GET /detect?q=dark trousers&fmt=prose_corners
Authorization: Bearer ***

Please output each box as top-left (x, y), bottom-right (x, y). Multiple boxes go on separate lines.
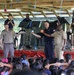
top-left (44, 41), bottom-right (54, 61)
top-left (19, 29), bottom-right (32, 49)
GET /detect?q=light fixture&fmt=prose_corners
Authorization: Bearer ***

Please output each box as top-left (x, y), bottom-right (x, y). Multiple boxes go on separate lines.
top-left (71, 8), bottom-right (74, 10)
top-left (0, 9), bottom-right (21, 12)
top-left (11, 0), bottom-right (13, 2)
top-left (7, 9), bottom-right (21, 12)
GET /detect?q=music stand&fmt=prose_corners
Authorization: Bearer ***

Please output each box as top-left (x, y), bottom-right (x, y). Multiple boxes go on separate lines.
top-left (57, 16), bottom-right (70, 25)
top-left (49, 20), bottom-right (58, 29)
top-left (18, 21), bottom-right (32, 29)
top-left (30, 21), bottom-right (40, 28)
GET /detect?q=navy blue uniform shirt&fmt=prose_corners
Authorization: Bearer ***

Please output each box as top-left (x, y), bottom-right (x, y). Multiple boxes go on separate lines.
top-left (38, 28), bottom-right (54, 42)
top-left (4, 19), bottom-right (14, 29)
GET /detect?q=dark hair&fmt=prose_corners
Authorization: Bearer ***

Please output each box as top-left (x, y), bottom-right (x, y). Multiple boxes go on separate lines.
top-left (21, 54), bottom-right (27, 60)
top-left (44, 20), bottom-right (60, 29)
top-left (10, 69), bottom-right (40, 75)
top-left (8, 14), bottom-right (12, 17)
top-left (28, 58), bottom-right (34, 65)
top-left (7, 58), bottom-right (12, 63)
top-left (15, 61), bottom-right (23, 70)
top-left (59, 59), bottom-right (64, 63)
top-left (43, 59), bottom-right (49, 67)
top-left (30, 62), bottom-right (42, 71)
top-left (64, 54), bottom-right (71, 62)
top-left (26, 14), bottom-right (29, 15)
top-left (53, 58), bottom-right (60, 63)
top-left (65, 61), bottom-right (74, 75)
top-left (44, 20), bottom-right (50, 24)
top-left (67, 60), bottom-right (74, 69)
top-left (49, 65), bottom-right (58, 75)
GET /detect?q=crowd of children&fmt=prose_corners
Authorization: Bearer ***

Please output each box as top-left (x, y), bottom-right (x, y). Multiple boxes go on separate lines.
top-left (0, 53), bottom-right (73, 75)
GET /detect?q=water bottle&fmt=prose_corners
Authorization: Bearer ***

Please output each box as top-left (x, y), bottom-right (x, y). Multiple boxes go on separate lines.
top-left (34, 45), bottom-right (37, 50)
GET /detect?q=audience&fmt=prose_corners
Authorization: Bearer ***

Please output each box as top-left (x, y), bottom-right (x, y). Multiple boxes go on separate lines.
top-left (0, 53), bottom-right (73, 75)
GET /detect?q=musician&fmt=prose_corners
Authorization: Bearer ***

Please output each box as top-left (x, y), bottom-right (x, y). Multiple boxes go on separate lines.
top-left (19, 14), bottom-right (32, 49)
top-left (4, 14), bottom-right (15, 30)
top-left (22, 14), bottom-right (31, 22)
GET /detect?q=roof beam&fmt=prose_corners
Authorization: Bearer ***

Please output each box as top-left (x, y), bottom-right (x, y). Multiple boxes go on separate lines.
top-left (41, 11), bottom-right (46, 18)
top-left (52, 10), bottom-right (58, 17)
top-left (35, 6), bottom-right (56, 11)
top-left (18, 12), bottom-right (24, 18)
top-left (0, 12), bottom-right (5, 18)
top-left (22, 6), bottom-right (42, 12)
top-left (29, 11), bottom-right (35, 17)
top-left (65, 9), bottom-right (71, 16)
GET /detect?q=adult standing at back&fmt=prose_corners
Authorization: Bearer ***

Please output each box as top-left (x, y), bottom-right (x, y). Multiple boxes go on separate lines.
top-left (22, 14), bottom-right (31, 22)
top-left (19, 14), bottom-right (32, 49)
top-left (40, 25), bottom-right (67, 60)
top-left (4, 14), bottom-right (15, 30)
top-left (0, 24), bottom-right (16, 60)
top-left (53, 25), bottom-right (67, 59)
top-left (31, 21), bottom-right (55, 61)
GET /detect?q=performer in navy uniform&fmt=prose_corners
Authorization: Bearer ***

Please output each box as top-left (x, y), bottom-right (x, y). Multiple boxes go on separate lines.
top-left (31, 21), bottom-right (55, 61)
